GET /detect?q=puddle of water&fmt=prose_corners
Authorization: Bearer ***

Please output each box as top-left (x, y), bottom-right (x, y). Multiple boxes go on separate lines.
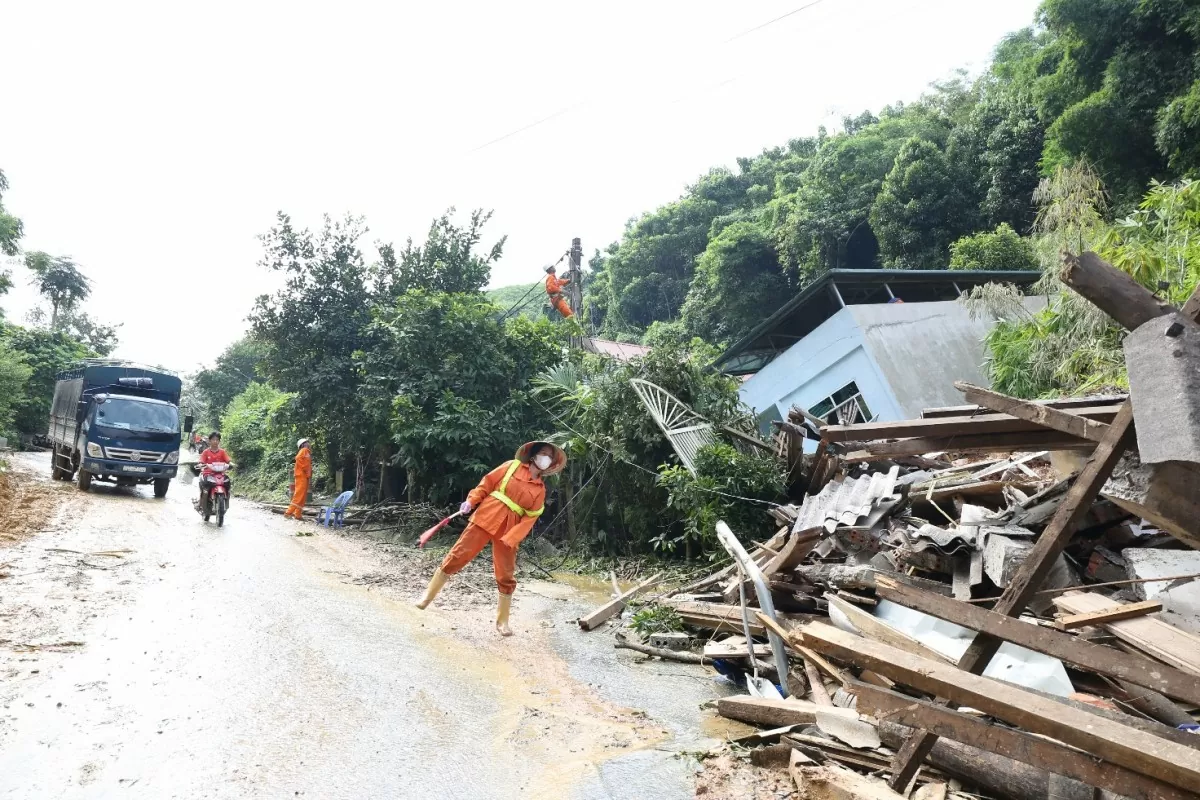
top-left (551, 572), bottom-right (620, 606)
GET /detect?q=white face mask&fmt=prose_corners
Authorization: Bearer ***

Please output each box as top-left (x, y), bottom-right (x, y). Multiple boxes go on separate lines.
top-left (534, 454), bottom-right (552, 470)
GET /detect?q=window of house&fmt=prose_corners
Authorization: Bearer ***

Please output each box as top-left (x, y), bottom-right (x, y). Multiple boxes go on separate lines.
top-left (808, 381), bottom-right (873, 425)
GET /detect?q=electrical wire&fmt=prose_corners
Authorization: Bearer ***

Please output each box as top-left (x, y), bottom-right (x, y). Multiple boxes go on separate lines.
top-left (530, 395), bottom-right (782, 508)
top-left (723, 0), bottom-right (828, 43)
top-left (496, 250), bottom-right (571, 324)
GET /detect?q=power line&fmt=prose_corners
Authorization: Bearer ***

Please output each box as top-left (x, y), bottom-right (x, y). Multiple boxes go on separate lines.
top-left (531, 394), bottom-right (781, 508)
top-left (470, 1), bottom-right (835, 151)
top-left (723, 0), bottom-right (828, 44)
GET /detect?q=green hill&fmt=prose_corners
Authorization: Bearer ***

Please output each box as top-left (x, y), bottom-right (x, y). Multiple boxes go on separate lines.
top-left (486, 282), bottom-right (545, 321)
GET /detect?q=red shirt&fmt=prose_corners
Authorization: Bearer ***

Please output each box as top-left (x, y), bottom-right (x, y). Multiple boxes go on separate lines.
top-left (199, 447), bottom-right (230, 475)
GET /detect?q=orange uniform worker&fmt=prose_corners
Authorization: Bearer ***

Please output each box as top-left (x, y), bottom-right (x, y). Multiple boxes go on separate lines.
top-left (284, 438), bottom-right (313, 520)
top-left (544, 265), bottom-right (573, 319)
top-left (416, 441), bottom-right (566, 636)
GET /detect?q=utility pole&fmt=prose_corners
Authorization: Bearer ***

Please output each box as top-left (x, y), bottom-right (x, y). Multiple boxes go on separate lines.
top-left (567, 237), bottom-right (583, 319)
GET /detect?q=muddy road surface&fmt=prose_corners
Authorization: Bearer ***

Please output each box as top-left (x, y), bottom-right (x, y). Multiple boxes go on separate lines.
top-left (0, 453), bottom-right (744, 799)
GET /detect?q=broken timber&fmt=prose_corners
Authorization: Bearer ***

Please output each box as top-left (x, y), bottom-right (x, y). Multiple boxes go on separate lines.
top-left (800, 621), bottom-right (1200, 794)
top-left (873, 576), bottom-right (1200, 706)
top-left (1052, 592), bottom-right (1200, 676)
top-left (954, 382), bottom-right (1112, 443)
top-left (577, 572), bottom-right (662, 631)
top-left (822, 405), bottom-right (1118, 443)
top-left (1052, 599), bottom-right (1163, 630)
top-left (850, 681), bottom-right (1195, 800)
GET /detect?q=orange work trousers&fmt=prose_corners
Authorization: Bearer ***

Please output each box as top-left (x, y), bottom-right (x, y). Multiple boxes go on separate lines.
top-left (550, 294), bottom-right (573, 319)
top-left (440, 521), bottom-right (518, 595)
top-left (285, 477), bottom-right (309, 519)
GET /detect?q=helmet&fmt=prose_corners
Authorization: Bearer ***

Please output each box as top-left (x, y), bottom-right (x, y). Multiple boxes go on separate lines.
top-left (544, 265), bottom-right (556, 274)
top-left (297, 438), bottom-right (309, 449)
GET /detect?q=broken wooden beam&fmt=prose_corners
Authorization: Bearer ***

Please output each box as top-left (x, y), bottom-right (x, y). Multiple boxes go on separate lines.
top-left (1053, 599), bottom-right (1163, 630)
top-left (823, 405), bottom-right (1118, 444)
top-left (840, 430), bottom-right (1095, 462)
top-left (1052, 592), bottom-right (1200, 676)
top-left (954, 382), bottom-right (1112, 443)
top-left (577, 572), bottom-right (662, 631)
top-left (921, 395), bottom-right (1126, 419)
top-left (1060, 251), bottom-right (1177, 331)
top-left (715, 696), bottom-right (821, 728)
top-left (852, 681), bottom-right (1195, 800)
top-left (799, 621), bottom-right (1200, 794)
top-left (873, 576), bottom-right (1200, 706)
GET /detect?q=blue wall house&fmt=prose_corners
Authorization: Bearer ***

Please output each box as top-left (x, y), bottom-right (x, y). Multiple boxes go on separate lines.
top-left (714, 270), bottom-right (1042, 447)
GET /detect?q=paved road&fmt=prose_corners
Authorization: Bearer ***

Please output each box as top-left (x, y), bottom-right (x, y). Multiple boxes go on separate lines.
top-left (0, 454), bottom-right (723, 800)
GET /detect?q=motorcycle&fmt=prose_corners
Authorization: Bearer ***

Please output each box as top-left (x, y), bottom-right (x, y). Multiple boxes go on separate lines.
top-left (192, 461), bottom-right (232, 527)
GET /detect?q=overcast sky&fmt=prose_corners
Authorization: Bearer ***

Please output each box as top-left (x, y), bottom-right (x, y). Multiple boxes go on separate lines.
top-left (1, 0), bottom-right (1041, 372)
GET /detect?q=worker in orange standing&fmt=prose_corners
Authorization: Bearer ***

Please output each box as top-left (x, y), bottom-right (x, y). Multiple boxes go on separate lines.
top-left (416, 441), bottom-right (566, 636)
top-left (544, 265), bottom-right (574, 319)
top-left (284, 438), bottom-right (313, 520)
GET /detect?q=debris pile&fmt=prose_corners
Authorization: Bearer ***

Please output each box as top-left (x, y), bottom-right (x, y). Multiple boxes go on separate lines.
top-left (577, 252), bottom-right (1200, 799)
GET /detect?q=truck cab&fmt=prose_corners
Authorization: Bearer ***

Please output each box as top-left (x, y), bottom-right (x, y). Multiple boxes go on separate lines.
top-left (50, 361), bottom-right (191, 497)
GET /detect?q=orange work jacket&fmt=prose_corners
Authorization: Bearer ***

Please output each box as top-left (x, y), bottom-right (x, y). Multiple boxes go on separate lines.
top-left (545, 274), bottom-right (570, 297)
top-left (466, 460), bottom-right (546, 548)
top-left (294, 448), bottom-right (312, 481)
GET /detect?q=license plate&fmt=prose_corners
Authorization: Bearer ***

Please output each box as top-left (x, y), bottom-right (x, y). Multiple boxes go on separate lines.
top-left (123, 465), bottom-right (147, 473)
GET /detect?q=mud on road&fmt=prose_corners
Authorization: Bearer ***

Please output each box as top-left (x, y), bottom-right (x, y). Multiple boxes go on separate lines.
top-left (0, 453), bottom-right (744, 800)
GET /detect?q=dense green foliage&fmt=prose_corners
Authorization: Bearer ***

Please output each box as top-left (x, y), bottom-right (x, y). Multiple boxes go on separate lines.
top-left (359, 291), bottom-right (563, 504)
top-left (974, 176), bottom-right (1200, 398)
top-left (949, 224), bottom-right (1040, 272)
top-left (0, 340), bottom-right (32, 438)
top-left (583, 1), bottom-right (1200, 349)
top-left (191, 337), bottom-right (267, 428)
top-left (485, 282), bottom-right (543, 321)
top-left (0, 324), bottom-right (94, 437)
top-left (220, 382), bottom-right (298, 499)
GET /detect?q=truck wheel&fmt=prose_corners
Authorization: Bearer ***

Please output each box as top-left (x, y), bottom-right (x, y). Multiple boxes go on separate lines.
top-left (153, 478), bottom-right (170, 499)
top-left (77, 468), bottom-right (92, 491)
top-left (216, 495), bottom-right (227, 527)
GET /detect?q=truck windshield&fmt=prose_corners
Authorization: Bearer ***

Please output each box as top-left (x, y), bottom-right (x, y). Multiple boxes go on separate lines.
top-left (94, 399), bottom-right (179, 433)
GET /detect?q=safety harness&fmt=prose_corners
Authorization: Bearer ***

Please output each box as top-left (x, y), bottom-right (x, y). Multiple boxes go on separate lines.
top-left (489, 460), bottom-right (544, 519)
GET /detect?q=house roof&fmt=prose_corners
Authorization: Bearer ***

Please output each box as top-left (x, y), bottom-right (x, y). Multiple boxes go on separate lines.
top-left (581, 337), bottom-right (651, 362)
top-left (713, 269), bottom-right (1041, 375)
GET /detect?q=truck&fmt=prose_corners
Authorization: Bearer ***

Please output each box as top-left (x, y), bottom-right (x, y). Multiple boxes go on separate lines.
top-left (49, 360), bottom-right (193, 497)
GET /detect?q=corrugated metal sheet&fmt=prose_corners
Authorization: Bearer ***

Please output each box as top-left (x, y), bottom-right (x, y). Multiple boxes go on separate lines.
top-left (581, 337), bottom-right (651, 362)
top-left (792, 466), bottom-right (901, 534)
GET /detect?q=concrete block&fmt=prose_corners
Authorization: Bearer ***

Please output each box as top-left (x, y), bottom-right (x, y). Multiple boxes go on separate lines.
top-left (647, 632), bottom-right (692, 651)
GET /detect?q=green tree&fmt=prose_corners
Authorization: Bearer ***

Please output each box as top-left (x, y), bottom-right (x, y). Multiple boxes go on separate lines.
top-left (0, 169), bottom-right (23, 260)
top-left (0, 324), bottom-right (93, 436)
top-left (24, 252), bottom-right (91, 329)
top-left (220, 382), bottom-right (298, 498)
top-left (680, 221), bottom-right (788, 347)
top-left (194, 337), bottom-right (267, 422)
top-left (0, 340), bottom-right (32, 438)
top-left (871, 138), bottom-right (980, 269)
top-left (25, 307), bottom-right (120, 356)
top-left (949, 224), bottom-right (1039, 272)
top-left (383, 208), bottom-right (505, 295)
top-left (357, 291), bottom-right (563, 503)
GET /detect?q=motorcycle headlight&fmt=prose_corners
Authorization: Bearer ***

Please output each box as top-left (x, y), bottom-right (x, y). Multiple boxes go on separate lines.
top-left (86, 442), bottom-right (103, 458)
top-left (165, 450), bottom-right (179, 465)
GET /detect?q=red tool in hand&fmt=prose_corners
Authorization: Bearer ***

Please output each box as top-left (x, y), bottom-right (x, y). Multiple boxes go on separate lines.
top-left (418, 510), bottom-right (464, 548)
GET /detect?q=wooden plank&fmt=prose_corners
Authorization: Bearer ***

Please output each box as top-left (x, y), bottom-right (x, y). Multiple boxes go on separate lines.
top-left (921, 395), bottom-right (1126, 419)
top-left (1053, 599), bottom-right (1163, 630)
top-left (715, 695), bottom-right (821, 728)
top-left (1060, 251), bottom-right (1176, 331)
top-left (763, 529), bottom-right (821, 576)
top-left (888, 399), bottom-right (1137, 789)
top-left (954, 382), bottom-right (1112, 443)
top-left (672, 600), bottom-right (816, 636)
top-left (791, 759), bottom-right (908, 800)
top-left (841, 431), bottom-right (1095, 462)
top-left (823, 405), bottom-right (1118, 443)
top-left (1052, 592), bottom-right (1200, 676)
top-left (577, 572), bottom-right (662, 631)
top-left (850, 681), bottom-right (1195, 800)
top-left (800, 621), bottom-right (1200, 794)
top-left (874, 576), bottom-right (1200, 707)
top-left (703, 639), bottom-right (772, 659)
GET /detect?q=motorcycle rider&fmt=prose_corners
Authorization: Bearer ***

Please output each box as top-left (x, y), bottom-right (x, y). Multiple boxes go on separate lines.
top-left (197, 431), bottom-right (231, 506)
